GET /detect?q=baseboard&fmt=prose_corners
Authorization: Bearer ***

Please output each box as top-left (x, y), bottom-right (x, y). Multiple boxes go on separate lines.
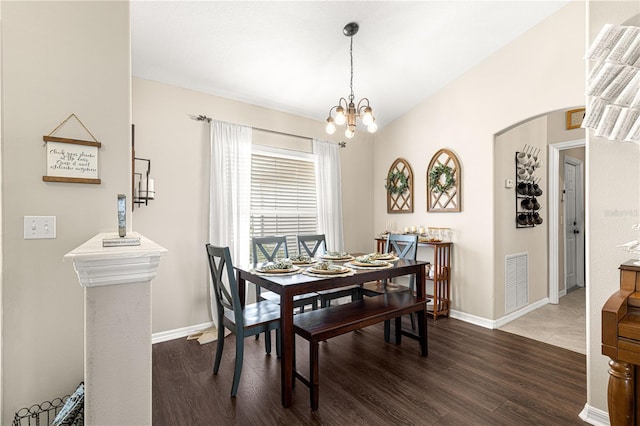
top-left (449, 310), bottom-right (495, 329)
top-left (493, 297), bottom-right (549, 329)
top-left (449, 298), bottom-right (549, 330)
top-left (579, 403), bottom-right (609, 426)
top-left (152, 321), bottom-right (214, 344)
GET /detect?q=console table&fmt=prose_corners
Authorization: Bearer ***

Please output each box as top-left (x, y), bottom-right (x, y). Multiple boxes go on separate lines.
top-left (375, 237), bottom-right (452, 320)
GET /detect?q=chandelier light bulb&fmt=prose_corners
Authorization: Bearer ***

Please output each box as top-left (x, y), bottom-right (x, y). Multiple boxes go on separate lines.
top-left (325, 118), bottom-right (336, 135)
top-left (345, 127), bottom-right (355, 138)
top-left (362, 107), bottom-right (374, 126)
top-left (334, 106), bottom-right (346, 125)
top-left (367, 121), bottom-right (378, 133)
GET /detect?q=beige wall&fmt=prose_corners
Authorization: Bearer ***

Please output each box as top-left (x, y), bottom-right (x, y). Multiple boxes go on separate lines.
top-left (493, 111), bottom-right (585, 316)
top-left (586, 1), bottom-right (640, 414)
top-left (495, 116), bottom-right (548, 316)
top-left (375, 2), bottom-right (586, 322)
top-left (132, 78), bottom-right (374, 333)
top-left (1, 1), bottom-right (131, 422)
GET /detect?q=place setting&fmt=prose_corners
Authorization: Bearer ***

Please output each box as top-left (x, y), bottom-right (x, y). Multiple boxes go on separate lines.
top-left (366, 251), bottom-right (399, 262)
top-left (252, 259), bottom-right (302, 276)
top-left (287, 254), bottom-right (318, 267)
top-left (319, 251), bottom-right (354, 262)
top-left (303, 261), bottom-right (355, 278)
top-left (345, 254), bottom-right (394, 270)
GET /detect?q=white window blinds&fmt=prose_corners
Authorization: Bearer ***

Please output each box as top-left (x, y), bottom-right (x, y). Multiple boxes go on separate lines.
top-left (250, 150), bottom-right (318, 253)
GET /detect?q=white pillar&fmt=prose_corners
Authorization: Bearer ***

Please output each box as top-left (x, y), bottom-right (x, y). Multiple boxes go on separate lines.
top-left (64, 232), bottom-right (167, 426)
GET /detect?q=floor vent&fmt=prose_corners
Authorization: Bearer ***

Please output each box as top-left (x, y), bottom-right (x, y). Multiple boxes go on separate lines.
top-left (506, 252), bottom-right (528, 314)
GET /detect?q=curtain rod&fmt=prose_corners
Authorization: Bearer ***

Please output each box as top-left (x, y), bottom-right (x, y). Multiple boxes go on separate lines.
top-left (190, 114), bottom-right (346, 148)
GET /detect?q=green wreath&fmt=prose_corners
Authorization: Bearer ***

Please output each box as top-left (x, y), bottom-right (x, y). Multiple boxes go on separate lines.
top-left (385, 171), bottom-right (409, 195)
top-left (429, 164), bottom-right (455, 194)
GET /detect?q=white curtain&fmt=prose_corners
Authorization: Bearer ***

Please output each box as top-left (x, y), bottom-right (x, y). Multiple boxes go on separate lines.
top-left (313, 139), bottom-right (344, 252)
top-left (209, 120), bottom-right (252, 265)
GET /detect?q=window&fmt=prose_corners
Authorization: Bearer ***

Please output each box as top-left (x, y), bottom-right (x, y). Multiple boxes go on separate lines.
top-left (250, 146), bottom-right (317, 255)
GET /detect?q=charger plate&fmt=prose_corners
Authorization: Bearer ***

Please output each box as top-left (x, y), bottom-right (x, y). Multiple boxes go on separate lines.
top-left (303, 269), bottom-right (355, 278)
top-left (252, 266), bottom-right (301, 276)
top-left (307, 265), bottom-right (351, 275)
top-left (320, 254), bottom-right (354, 261)
top-left (346, 261), bottom-right (393, 270)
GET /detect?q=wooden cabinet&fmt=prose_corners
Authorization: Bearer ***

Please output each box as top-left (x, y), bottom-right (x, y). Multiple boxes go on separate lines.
top-left (602, 260), bottom-right (640, 425)
top-left (376, 238), bottom-right (452, 320)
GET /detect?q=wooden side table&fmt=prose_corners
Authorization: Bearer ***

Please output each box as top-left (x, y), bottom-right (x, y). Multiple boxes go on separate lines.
top-left (375, 237), bottom-right (452, 320)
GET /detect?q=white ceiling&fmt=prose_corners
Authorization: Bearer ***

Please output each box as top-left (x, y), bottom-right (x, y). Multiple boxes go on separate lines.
top-left (131, 1), bottom-right (568, 130)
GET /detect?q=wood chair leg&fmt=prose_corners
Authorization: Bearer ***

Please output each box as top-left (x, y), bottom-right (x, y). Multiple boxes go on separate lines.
top-left (310, 339), bottom-right (319, 411)
top-left (213, 319), bottom-right (226, 374)
top-left (383, 320), bottom-right (390, 343)
top-left (265, 330), bottom-right (272, 354)
top-left (275, 329), bottom-right (281, 359)
top-left (231, 334), bottom-right (244, 396)
top-left (395, 316), bottom-right (402, 344)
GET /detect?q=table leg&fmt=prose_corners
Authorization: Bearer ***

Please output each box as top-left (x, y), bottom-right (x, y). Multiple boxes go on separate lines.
top-left (280, 289), bottom-right (295, 407)
top-left (416, 264), bottom-right (428, 357)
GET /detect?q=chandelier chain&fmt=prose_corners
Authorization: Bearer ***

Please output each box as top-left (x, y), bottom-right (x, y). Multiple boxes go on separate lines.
top-left (349, 36), bottom-right (354, 102)
top-left (325, 22), bottom-right (376, 138)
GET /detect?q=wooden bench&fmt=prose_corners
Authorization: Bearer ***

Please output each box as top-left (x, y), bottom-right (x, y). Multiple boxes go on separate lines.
top-left (293, 292), bottom-right (429, 410)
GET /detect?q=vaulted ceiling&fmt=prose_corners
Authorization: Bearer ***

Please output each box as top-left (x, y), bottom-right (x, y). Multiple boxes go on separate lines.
top-left (132, 1), bottom-right (568, 130)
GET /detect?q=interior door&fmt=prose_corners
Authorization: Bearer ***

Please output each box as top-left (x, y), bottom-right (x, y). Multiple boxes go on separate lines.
top-left (564, 156), bottom-right (584, 291)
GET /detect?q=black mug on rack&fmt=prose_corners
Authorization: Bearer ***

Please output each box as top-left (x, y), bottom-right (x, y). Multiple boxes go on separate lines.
top-left (516, 181), bottom-right (527, 195)
top-left (533, 212), bottom-right (543, 225)
top-left (533, 184), bottom-right (543, 197)
top-left (532, 197), bottom-right (540, 210)
top-left (517, 213), bottom-right (530, 226)
top-left (520, 198), bottom-right (534, 210)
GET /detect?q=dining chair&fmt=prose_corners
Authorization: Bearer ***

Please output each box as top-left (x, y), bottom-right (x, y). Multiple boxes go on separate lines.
top-left (252, 236), bottom-right (319, 312)
top-left (205, 244), bottom-right (281, 396)
top-left (361, 233), bottom-right (419, 340)
top-left (297, 234), bottom-right (359, 308)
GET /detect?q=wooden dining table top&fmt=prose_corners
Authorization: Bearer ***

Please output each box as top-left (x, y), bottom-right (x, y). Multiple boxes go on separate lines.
top-left (236, 256), bottom-right (428, 297)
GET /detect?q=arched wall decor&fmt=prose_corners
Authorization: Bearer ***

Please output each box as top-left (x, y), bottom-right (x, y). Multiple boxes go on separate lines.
top-left (386, 158), bottom-right (414, 213)
top-left (427, 149), bottom-right (462, 212)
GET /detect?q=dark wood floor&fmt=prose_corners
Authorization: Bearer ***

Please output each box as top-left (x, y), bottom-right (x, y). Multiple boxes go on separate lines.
top-left (152, 317), bottom-right (587, 425)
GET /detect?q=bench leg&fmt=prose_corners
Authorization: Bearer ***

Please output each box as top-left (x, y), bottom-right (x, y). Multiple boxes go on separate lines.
top-left (310, 339), bottom-right (319, 411)
top-left (418, 309), bottom-right (427, 356)
top-left (383, 320), bottom-right (390, 343)
top-left (395, 316), bottom-right (402, 344)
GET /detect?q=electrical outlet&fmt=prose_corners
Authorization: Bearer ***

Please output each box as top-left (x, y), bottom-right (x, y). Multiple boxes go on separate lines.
top-left (505, 178), bottom-right (514, 188)
top-left (24, 216), bottom-right (56, 239)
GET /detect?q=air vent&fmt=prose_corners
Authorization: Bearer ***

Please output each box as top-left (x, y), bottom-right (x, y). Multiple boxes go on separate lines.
top-left (506, 252), bottom-right (528, 314)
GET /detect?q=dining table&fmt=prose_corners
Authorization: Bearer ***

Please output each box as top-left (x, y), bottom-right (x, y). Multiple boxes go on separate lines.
top-left (235, 254), bottom-right (428, 408)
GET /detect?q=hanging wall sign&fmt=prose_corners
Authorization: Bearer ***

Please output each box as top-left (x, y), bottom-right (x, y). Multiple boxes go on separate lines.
top-left (42, 114), bottom-right (101, 184)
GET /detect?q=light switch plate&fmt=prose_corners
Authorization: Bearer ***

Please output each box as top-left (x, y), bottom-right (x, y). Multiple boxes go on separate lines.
top-left (24, 216), bottom-right (56, 239)
top-left (505, 178), bottom-right (514, 188)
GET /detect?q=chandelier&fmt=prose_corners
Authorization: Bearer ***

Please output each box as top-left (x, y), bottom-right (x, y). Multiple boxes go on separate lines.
top-left (325, 22), bottom-right (377, 138)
